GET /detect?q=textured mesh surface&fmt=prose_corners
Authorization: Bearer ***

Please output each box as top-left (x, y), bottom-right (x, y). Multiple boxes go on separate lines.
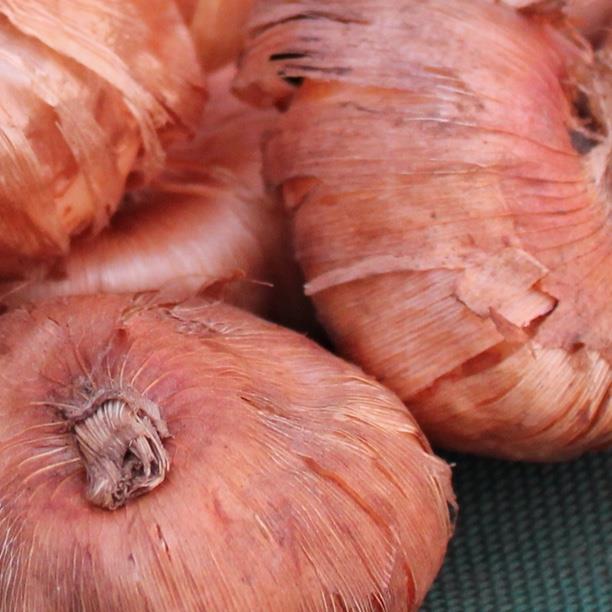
top-left (423, 452), bottom-right (611, 612)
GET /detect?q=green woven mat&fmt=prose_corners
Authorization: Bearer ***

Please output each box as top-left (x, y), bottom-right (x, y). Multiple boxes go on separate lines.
top-left (423, 452), bottom-right (611, 612)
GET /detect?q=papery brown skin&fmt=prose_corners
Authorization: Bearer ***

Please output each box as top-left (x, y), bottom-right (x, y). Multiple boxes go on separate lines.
top-left (177, 0), bottom-right (254, 71)
top-left (0, 294), bottom-right (454, 611)
top-left (0, 0), bottom-right (205, 277)
top-left (0, 68), bottom-right (307, 325)
top-left (234, 0), bottom-right (612, 460)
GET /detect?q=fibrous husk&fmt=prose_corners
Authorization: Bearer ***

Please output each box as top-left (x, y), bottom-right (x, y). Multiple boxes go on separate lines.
top-left (235, 0), bottom-right (612, 460)
top-left (0, 0), bottom-right (205, 277)
top-left (0, 68), bottom-right (308, 326)
top-left (0, 294), bottom-right (454, 611)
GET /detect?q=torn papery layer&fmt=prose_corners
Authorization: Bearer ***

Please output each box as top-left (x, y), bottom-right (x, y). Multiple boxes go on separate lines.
top-left (235, 0), bottom-right (611, 460)
top-left (0, 0), bottom-right (204, 277)
top-left (0, 68), bottom-right (307, 327)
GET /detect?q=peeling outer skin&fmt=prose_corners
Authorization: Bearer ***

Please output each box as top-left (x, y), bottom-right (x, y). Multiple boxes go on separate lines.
top-left (234, 0), bottom-right (612, 460)
top-left (0, 0), bottom-right (205, 277)
top-left (0, 68), bottom-right (308, 327)
top-left (0, 294), bottom-right (454, 611)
